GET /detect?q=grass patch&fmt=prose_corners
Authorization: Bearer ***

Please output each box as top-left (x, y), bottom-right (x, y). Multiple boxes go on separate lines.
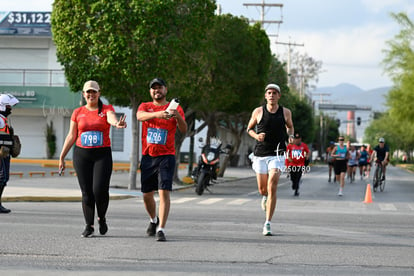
top-left (397, 163), bottom-right (414, 173)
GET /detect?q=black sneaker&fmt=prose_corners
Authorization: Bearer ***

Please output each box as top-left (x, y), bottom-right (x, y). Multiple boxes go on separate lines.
top-left (156, 230), bottom-right (166, 241)
top-left (81, 225), bottom-right (94, 238)
top-left (0, 204), bottom-right (11, 213)
top-left (294, 190), bottom-right (300, 197)
top-left (98, 218), bottom-right (108, 235)
top-left (146, 217), bottom-right (159, 236)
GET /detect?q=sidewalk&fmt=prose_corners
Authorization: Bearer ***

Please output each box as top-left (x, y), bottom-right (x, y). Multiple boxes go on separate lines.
top-left (3, 163), bottom-right (256, 202)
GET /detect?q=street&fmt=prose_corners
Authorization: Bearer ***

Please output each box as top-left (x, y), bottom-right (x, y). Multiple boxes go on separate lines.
top-left (1, 165), bottom-right (414, 275)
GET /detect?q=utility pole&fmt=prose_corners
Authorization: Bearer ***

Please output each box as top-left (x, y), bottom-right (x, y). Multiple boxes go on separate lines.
top-left (313, 93), bottom-right (331, 159)
top-left (275, 40), bottom-right (304, 87)
top-left (243, 1), bottom-right (283, 37)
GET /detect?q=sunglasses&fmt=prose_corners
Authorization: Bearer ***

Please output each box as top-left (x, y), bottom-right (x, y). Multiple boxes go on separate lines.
top-left (339, 139), bottom-right (344, 141)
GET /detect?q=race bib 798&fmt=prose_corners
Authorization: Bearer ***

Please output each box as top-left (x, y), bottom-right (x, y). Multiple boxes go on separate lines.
top-left (81, 131), bottom-right (103, 147)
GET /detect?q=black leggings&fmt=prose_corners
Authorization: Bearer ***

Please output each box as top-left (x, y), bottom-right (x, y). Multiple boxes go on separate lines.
top-left (289, 166), bottom-right (303, 191)
top-left (73, 146), bottom-right (113, 226)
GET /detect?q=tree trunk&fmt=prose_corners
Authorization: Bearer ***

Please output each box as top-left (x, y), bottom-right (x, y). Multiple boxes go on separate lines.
top-left (128, 102), bottom-right (139, 190)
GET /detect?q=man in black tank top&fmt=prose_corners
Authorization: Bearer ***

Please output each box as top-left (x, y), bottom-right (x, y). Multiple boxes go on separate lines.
top-left (247, 83), bottom-right (294, 236)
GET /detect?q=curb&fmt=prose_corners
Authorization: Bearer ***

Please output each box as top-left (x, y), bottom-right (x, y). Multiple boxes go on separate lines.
top-left (2, 184), bottom-right (195, 203)
top-left (3, 194), bottom-right (134, 202)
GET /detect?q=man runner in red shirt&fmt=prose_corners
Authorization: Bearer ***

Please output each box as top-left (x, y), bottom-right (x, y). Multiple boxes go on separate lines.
top-left (286, 133), bottom-right (309, 196)
top-left (137, 78), bottom-right (187, 242)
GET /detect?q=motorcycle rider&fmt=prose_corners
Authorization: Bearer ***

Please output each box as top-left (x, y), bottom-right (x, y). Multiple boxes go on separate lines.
top-left (0, 94), bottom-right (19, 213)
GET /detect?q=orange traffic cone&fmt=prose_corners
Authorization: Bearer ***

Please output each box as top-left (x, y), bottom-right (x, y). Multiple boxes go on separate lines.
top-left (363, 183), bottom-right (373, 204)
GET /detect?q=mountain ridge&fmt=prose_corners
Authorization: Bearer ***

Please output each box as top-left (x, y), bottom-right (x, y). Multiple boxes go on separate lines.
top-left (314, 83), bottom-right (389, 112)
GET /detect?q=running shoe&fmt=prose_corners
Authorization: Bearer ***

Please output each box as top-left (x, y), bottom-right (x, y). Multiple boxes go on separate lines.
top-left (0, 204), bottom-right (11, 213)
top-left (337, 189), bottom-right (343, 196)
top-left (156, 230), bottom-right (166, 241)
top-left (263, 223), bottom-right (272, 236)
top-left (146, 217), bottom-right (159, 236)
top-left (294, 190), bottom-right (300, 196)
top-left (81, 225), bottom-right (94, 238)
top-left (261, 196), bottom-right (267, 212)
top-left (98, 218), bottom-right (108, 235)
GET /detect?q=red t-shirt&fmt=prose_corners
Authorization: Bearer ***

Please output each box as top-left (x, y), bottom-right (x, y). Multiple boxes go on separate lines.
top-left (71, 104), bottom-right (114, 148)
top-left (138, 102), bottom-right (185, 157)
top-left (286, 142), bottom-right (309, 166)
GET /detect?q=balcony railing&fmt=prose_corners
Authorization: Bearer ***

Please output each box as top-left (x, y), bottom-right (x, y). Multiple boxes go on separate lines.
top-left (0, 69), bottom-right (68, 87)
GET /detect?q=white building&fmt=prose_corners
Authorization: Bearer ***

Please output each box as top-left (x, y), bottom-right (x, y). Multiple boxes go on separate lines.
top-left (0, 11), bottom-right (134, 161)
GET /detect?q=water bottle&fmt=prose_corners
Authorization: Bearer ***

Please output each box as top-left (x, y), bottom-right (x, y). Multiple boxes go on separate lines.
top-left (166, 98), bottom-right (179, 114)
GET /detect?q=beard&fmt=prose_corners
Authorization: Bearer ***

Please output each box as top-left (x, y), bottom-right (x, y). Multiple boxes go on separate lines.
top-left (153, 92), bottom-right (166, 100)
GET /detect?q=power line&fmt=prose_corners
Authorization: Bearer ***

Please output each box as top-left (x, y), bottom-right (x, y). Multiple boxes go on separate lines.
top-left (243, 1), bottom-right (283, 37)
top-left (275, 40), bottom-right (304, 88)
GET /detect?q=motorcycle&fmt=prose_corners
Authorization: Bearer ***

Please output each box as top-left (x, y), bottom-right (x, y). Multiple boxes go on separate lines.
top-left (191, 137), bottom-right (231, 196)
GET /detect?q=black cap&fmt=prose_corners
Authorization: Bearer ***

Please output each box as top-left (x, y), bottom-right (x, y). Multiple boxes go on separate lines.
top-left (149, 78), bottom-right (166, 88)
top-left (294, 133), bottom-right (301, 139)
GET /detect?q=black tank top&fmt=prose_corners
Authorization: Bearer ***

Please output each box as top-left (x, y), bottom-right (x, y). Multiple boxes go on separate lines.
top-left (254, 104), bottom-right (287, 157)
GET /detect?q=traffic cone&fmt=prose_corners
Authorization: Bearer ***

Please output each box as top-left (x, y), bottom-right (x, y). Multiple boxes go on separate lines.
top-left (363, 183), bottom-right (373, 204)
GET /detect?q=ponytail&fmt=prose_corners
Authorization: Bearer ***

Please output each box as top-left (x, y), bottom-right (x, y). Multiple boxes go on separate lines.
top-left (98, 98), bottom-right (103, 114)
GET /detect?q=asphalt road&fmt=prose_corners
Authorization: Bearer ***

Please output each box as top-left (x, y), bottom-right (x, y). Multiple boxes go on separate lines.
top-left (1, 165), bottom-right (413, 275)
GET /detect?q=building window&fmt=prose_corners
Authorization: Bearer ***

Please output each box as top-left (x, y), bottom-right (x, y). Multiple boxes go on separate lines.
top-left (111, 113), bottom-right (125, 151)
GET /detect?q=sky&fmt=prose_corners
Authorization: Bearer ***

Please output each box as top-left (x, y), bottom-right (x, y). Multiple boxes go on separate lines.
top-left (2, 0), bottom-right (414, 90)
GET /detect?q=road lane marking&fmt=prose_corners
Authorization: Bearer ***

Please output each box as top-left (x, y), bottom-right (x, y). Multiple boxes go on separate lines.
top-left (228, 199), bottom-right (251, 205)
top-left (171, 197), bottom-right (197, 204)
top-left (378, 203), bottom-right (397, 211)
top-left (198, 198), bottom-right (225, 205)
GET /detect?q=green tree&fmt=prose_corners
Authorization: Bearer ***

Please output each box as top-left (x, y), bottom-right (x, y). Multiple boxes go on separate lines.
top-left (192, 15), bottom-right (271, 138)
top-left (214, 18), bottom-right (272, 172)
top-left (174, 14), bottom-right (272, 175)
top-left (52, 0), bottom-right (216, 188)
top-left (380, 12), bottom-right (414, 156)
top-left (285, 51), bottom-right (323, 98)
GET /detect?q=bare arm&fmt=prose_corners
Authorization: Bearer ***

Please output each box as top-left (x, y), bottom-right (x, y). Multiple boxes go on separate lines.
top-left (284, 107), bottom-right (294, 137)
top-left (136, 107), bottom-right (187, 134)
top-left (246, 107), bottom-right (265, 142)
top-left (137, 110), bottom-right (171, 122)
top-left (58, 120), bottom-right (77, 172)
top-left (170, 109), bottom-right (187, 134)
top-left (370, 150), bottom-right (376, 162)
top-left (107, 111), bottom-right (127, 128)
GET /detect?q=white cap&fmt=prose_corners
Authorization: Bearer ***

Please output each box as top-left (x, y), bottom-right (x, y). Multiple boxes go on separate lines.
top-left (82, 80), bottom-right (100, 92)
top-left (379, 137), bottom-right (385, 143)
top-left (265, 83), bottom-right (280, 92)
top-left (0, 94), bottom-right (19, 111)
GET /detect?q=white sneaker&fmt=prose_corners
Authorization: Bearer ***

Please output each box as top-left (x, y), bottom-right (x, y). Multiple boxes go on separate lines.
top-left (337, 189), bottom-right (343, 196)
top-left (262, 223), bottom-right (272, 236)
top-left (261, 196), bottom-right (267, 212)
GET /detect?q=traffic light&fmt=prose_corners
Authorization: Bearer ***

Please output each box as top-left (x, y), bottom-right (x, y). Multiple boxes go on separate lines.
top-left (336, 119), bottom-right (340, 127)
top-left (357, 117), bottom-right (361, 126)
